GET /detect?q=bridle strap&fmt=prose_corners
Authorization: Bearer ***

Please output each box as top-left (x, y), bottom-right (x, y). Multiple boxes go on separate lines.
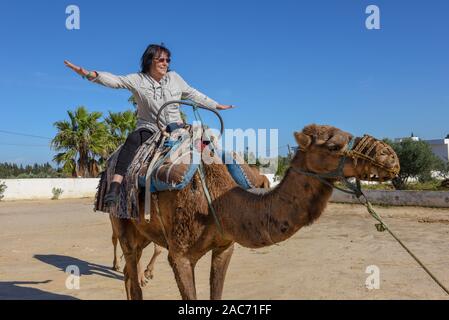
top-left (291, 136), bottom-right (363, 197)
top-left (291, 167), bottom-right (363, 197)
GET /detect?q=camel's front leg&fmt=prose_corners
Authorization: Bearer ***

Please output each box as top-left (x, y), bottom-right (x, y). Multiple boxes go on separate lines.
top-left (122, 249), bottom-right (142, 299)
top-left (168, 253), bottom-right (197, 300)
top-left (210, 243), bottom-right (234, 300)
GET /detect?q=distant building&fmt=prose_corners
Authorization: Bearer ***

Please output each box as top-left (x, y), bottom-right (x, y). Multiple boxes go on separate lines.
top-left (425, 139), bottom-right (449, 162)
top-left (394, 136), bottom-right (449, 162)
top-left (394, 136), bottom-right (420, 142)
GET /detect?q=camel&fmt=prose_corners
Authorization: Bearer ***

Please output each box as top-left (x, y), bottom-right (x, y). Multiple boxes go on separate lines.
top-left (109, 124), bottom-right (399, 300)
top-left (109, 165), bottom-right (270, 286)
top-left (248, 165), bottom-right (271, 189)
top-left (110, 216), bottom-right (162, 287)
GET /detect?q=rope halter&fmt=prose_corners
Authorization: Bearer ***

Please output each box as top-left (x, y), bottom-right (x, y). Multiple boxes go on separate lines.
top-left (292, 134), bottom-right (400, 197)
top-left (342, 135), bottom-right (400, 181)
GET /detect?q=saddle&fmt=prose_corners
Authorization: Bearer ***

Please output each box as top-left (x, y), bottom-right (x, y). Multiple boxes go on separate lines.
top-left (133, 124), bottom-right (262, 193)
top-left (95, 125), bottom-right (266, 220)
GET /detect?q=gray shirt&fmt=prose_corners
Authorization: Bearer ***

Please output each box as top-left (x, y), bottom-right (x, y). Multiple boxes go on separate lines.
top-left (91, 71), bottom-right (219, 132)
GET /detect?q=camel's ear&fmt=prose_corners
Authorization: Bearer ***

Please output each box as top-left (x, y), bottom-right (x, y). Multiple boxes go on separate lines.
top-left (294, 131), bottom-right (312, 150)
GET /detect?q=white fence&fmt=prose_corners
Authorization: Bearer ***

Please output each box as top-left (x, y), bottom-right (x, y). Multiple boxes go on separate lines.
top-left (0, 175), bottom-right (278, 201)
top-left (331, 189), bottom-right (449, 208)
top-left (0, 179), bottom-right (100, 201)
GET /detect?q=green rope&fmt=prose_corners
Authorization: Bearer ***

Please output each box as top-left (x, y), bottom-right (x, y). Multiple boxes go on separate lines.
top-left (191, 102), bottom-right (224, 236)
top-left (357, 194), bottom-right (449, 296)
top-left (191, 102), bottom-right (448, 296)
top-left (192, 102), bottom-right (218, 151)
top-left (292, 165), bottom-right (449, 296)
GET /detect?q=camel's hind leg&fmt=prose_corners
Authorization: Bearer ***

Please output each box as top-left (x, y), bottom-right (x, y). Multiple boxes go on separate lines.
top-left (143, 244), bottom-right (163, 280)
top-left (135, 235), bottom-right (154, 287)
top-left (113, 217), bottom-right (143, 300)
top-left (110, 215), bottom-right (121, 271)
top-left (210, 243), bottom-right (234, 300)
top-left (168, 253), bottom-right (197, 300)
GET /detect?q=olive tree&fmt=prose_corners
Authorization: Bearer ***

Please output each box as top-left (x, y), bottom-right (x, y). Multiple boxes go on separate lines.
top-left (384, 138), bottom-right (442, 189)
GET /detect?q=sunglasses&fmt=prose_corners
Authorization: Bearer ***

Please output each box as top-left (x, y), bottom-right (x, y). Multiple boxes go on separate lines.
top-left (154, 57), bottom-right (171, 64)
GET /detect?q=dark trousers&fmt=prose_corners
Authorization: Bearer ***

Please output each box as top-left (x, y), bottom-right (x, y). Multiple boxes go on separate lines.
top-left (115, 128), bottom-right (153, 176)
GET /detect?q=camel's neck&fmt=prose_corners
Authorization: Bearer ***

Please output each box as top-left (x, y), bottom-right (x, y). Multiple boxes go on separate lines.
top-left (214, 153), bottom-right (334, 248)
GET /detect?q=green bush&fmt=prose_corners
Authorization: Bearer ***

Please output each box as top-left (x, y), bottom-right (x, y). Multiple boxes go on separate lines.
top-left (0, 162), bottom-right (67, 179)
top-left (384, 138), bottom-right (442, 190)
top-left (0, 181), bottom-right (6, 201)
top-left (434, 159), bottom-right (449, 180)
top-left (275, 155), bottom-right (291, 180)
top-left (52, 187), bottom-right (64, 200)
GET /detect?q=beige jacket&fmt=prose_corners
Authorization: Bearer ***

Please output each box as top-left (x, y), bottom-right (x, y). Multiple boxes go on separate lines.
top-left (92, 71), bottom-right (219, 132)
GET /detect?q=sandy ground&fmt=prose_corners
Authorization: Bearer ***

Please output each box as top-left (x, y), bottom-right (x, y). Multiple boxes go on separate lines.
top-left (0, 198), bottom-right (448, 300)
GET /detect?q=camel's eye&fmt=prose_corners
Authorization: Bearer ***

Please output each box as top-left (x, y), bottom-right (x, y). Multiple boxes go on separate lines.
top-left (327, 144), bottom-right (341, 152)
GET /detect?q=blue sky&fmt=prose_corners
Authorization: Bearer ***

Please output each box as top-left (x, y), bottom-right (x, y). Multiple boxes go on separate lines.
top-left (0, 0), bottom-right (448, 164)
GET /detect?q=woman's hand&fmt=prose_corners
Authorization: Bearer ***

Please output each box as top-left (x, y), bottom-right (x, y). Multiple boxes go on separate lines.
top-left (216, 104), bottom-right (235, 110)
top-left (64, 60), bottom-right (97, 79)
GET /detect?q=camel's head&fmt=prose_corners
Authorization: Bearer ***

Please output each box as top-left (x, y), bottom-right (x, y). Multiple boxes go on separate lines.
top-left (293, 124), bottom-right (400, 181)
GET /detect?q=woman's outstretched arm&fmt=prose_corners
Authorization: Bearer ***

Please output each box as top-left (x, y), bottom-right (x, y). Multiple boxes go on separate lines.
top-left (64, 60), bottom-right (138, 90)
top-left (64, 60), bottom-right (97, 79)
top-left (172, 72), bottom-right (234, 110)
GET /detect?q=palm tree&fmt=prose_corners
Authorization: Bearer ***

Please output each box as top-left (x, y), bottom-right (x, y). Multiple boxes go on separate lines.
top-left (128, 95), bottom-right (137, 108)
top-left (104, 110), bottom-right (137, 146)
top-left (52, 106), bottom-right (113, 178)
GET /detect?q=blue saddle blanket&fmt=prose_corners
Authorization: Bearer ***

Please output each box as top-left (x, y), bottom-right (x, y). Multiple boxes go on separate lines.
top-left (138, 149), bottom-right (259, 192)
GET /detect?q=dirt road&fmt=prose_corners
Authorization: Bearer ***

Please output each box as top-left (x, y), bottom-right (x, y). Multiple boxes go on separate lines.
top-left (0, 198), bottom-right (448, 300)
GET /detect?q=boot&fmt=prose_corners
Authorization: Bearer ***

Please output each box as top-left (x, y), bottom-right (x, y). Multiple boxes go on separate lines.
top-left (104, 182), bottom-right (121, 206)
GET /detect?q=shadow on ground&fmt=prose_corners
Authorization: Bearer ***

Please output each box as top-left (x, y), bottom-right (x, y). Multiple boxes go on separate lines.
top-left (33, 254), bottom-right (123, 281)
top-left (0, 280), bottom-right (79, 300)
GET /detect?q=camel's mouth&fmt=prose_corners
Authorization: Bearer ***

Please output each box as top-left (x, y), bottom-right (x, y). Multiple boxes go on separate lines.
top-left (348, 135), bottom-right (400, 182)
top-left (356, 165), bottom-right (397, 182)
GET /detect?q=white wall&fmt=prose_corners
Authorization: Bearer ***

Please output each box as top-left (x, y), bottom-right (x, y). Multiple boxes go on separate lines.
top-left (0, 179), bottom-right (100, 201)
top-left (331, 189), bottom-right (449, 208)
top-left (425, 139), bottom-right (449, 162)
top-left (1, 177), bottom-right (449, 208)
top-left (0, 175), bottom-right (278, 201)
top-left (264, 174), bottom-right (279, 187)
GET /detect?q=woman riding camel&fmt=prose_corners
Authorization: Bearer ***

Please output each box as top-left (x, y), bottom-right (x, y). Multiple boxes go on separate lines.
top-left (65, 43), bottom-right (233, 205)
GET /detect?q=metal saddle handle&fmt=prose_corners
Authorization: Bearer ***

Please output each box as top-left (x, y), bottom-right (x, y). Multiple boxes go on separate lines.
top-left (156, 100), bottom-right (224, 139)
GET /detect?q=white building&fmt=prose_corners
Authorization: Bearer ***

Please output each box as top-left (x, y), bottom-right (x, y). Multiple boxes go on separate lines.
top-left (425, 139), bottom-right (449, 162)
top-left (394, 136), bottom-right (420, 142)
top-left (394, 136), bottom-right (449, 162)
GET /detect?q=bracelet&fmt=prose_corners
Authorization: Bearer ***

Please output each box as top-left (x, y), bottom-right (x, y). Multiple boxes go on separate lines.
top-left (85, 72), bottom-right (96, 80)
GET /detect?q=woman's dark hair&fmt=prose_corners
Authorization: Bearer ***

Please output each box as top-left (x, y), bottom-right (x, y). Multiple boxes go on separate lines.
top-left (140, 43), bottom-right (171, 73)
